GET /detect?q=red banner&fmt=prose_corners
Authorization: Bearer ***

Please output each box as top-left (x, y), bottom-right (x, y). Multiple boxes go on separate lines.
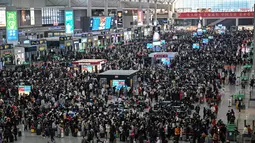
top-left (177, 12), bottom-right (254, 19)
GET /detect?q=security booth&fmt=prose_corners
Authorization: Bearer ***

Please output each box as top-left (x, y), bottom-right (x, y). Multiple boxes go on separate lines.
top-left (0, 44), bottom-right (15, 65)
top-left (98, 70), bottom-right (139, 90)
top-left (14, 47), bottom-right (25, 65)
top-left (72, 59), bottom-right (107, 73)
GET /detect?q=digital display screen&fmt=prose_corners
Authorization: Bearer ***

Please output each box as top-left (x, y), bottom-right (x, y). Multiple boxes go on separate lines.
top-left (23, 40), bottom-right (30, 44)
top-left (161, 40), bottom-right (166, 45)
top-left (90, 17), bottom-right (112, 30)
top-left (65, 42), bottom-right (71, 46)
top-left (193, 43), bottom-right (200, 49)
top-left (197, 29), bottom-right (203, 35)
top-left (153, 41), bottom-right (161, 46)
top-left (117, 11), bottom-right (123, 28)
top-left (60, 44), bottom-right (65, 49)
top-left (202, 38), bottom-right (209, 44)
top-left (208, 36), bottom-right (213, 39)
top-left (31, 40), bottom-right (38, 45)
top-left (39, 45), bottom-right (46, 51)
top-left (192, 32), bottom-right (197, 37)
top-left (20, 10), bottom-right (31, 26)
top-left (215, 24), bottom-right (226, 34)
top-left (147, 43), bottom-right (153, 48)
top-left (112, 80), bottom-right (125, 90)
top-left (137, 10), bottom-right (144, 26)
top-left (39, 40), bottom-right (46, 44)
top-left (82, 65), bottom-right (93, 73)
top-left (161, 58), bottom-right (170, 65)
top-left (65, 10), bottom-right (74, 34)
top-left (6, 11), bottom-right (18, 41)
top-left (153, 32), bottom-right (160, 41)
top-left (0, 10), bottom-right (6, 27)
top-left (18, 85), bottom-right (31, 95)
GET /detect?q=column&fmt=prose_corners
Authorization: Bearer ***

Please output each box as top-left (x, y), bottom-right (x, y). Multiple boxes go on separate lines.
top-left (104, 0), bottom-right (108, 16)
top-left (154, 2), bottom-right (157, 25)
top-left (87, 0), bottom-right (92, 17)
top-left (167, 3), bottom-right (171, 24)
top-left (9, 0), bottom-right (13, 6)
top-left (202, 19), bottom-right (206, 26)
top-left (68, 0), bottom-right (71, 7)
top-left (146, 2), bottom-right (150, 25)
top-left (170, 3), bottom-right (175, 25)
top-left (118, 0), bottom-right (123, 10)
top-left (236, 18), bottom-right (239, 26)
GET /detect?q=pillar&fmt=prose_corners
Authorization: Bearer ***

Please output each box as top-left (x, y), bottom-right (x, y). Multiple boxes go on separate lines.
top-left (68, 0), bottom-right (71, 7)
top-left (146, 2), bottom-right (150, 25)
top-left (154, 2), bottom-right (157, 25)
top-left (167, 4), bottom-right (171, 24)
top-left (104, 0), bottom-right (108, 16)
top-left (87, 0), bottom-right (92, 17)
top-left (9, 0), bottom-right (13, 6)
top-left (170, 3), bottom-right (175, 25)
top-left (202, 19), bottom-right (206, 26)
top-left (236, 18), bottom-right (239, 26)
top-left (118, 0), bottom-right (123, 10)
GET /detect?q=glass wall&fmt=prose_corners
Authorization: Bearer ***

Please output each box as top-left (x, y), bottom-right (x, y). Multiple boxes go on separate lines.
top-left (176, 0), bottom-right (254, 12)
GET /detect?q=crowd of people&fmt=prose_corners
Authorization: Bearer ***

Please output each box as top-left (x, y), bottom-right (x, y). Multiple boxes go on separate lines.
top-left (0, 29), bottom-right (252, 143)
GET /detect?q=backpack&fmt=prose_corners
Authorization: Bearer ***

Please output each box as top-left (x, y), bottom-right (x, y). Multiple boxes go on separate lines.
top-left (174, 127), bottom-right (180, 136)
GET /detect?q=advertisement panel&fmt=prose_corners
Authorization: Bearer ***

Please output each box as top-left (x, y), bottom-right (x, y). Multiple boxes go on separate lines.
top-left (0, 10), bottom-right (6, 27)
top-left (20, 10), bottom-right (31, 26)
top-left (137, 10), bottom-right (144, 26)
top-left (177, 12), bottom-right (254, 19)
top-left (6, 11), bottom-right (18, 41)
top-left (65, 10), bottom-right (74, 34)
top-left (117, 11), bottom-right (123, 28)
top-left (90, 17), bottom-right (112, 30)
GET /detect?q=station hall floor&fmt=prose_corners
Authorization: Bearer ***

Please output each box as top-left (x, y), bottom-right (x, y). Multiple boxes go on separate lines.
top-left (13, 66), bottom-right (255, 143)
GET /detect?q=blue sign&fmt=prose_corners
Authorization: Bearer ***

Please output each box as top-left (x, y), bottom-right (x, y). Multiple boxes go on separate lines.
top-left (193, 43), bottom-right (200, 49)
top-left (202, 38), bottom-right (209, 44)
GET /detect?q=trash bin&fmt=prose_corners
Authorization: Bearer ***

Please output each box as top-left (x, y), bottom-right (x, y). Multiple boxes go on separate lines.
top-left (227, 124), bottom-right (237, 141)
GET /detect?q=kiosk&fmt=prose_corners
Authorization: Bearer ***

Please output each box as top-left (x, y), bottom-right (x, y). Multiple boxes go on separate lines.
top-left (72, 59), bottom-right (107, 73)
top-left (98, 70), bottom-right (139, 89)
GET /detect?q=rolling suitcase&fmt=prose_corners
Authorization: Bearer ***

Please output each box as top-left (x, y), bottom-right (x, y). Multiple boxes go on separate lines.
top-left (10, 135), bottom-right (14, 142)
